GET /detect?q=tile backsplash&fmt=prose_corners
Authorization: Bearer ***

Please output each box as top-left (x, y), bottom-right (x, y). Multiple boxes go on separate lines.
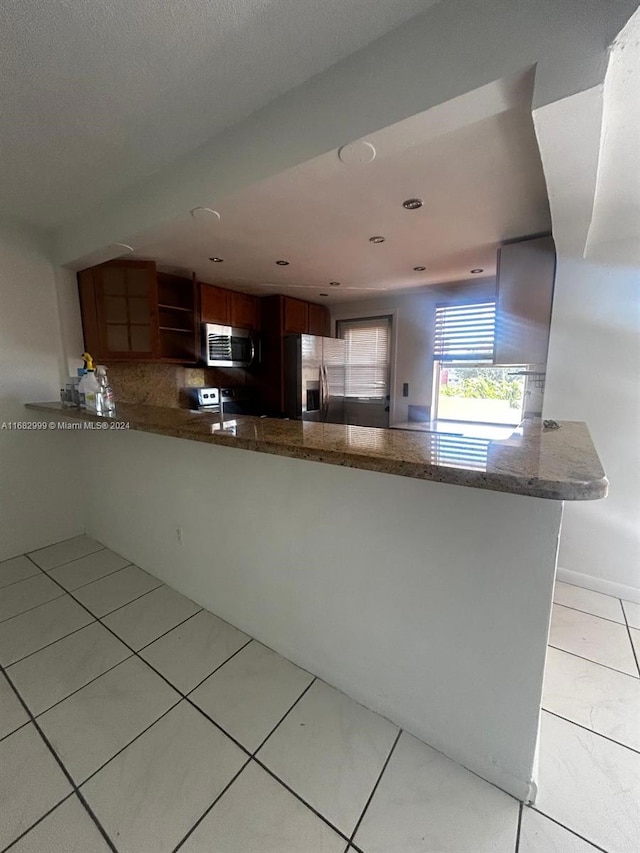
top-left (105, 363), bottom-right (255, 409)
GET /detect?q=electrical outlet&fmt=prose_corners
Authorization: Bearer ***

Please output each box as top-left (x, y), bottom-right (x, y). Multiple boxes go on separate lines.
top-left (176, 526), bottom-right (183, 546)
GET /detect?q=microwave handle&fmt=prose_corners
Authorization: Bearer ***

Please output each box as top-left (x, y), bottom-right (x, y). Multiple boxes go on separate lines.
top-left (248, 336), bottom-right (256, 366)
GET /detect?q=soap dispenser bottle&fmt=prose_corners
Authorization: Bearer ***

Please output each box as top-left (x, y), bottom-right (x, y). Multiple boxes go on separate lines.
top-left (78, 352), bottom-right (100, 412)
top-left (96, 365), bottom-right (116, 415)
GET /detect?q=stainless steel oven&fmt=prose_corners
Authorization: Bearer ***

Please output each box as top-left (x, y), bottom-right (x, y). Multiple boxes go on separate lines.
top-left (203, 323), bottom-right (258, 368)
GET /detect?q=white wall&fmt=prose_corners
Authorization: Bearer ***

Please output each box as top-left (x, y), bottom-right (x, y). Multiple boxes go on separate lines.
top-left (0, 221), bottom-right (84, 560)
top-left (332, 279), bottom-right (495, 424)
top-left (83, 426), bottom-right (563, 801)
top-left (544, 258), bottom-right (640, 597)
top-left (535, 77), bottom-right (640, 597)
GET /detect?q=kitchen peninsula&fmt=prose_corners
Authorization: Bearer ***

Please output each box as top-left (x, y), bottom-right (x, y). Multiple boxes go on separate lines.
top-left (26, 401), bottom-right (607, 803)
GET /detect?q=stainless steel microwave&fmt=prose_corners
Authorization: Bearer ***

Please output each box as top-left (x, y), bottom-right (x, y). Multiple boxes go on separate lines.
top-left (203, 323), bottom-right (259, 368)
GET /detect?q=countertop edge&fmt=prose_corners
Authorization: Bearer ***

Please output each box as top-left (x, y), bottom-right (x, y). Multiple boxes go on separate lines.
top-left (24, 403), bottom-right (608, 502)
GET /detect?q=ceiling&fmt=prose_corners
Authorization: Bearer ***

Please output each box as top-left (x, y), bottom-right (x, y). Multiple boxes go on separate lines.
top-left (0, 0), bottom-right (440, 229)
top-left (122, 70), bottom-right (551, 303)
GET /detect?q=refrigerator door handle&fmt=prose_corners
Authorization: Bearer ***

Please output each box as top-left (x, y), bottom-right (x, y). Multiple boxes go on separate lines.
top-left (321, 364), bottom-right (329, 421)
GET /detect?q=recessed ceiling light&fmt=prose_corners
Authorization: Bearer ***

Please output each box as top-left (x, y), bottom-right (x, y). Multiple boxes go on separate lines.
top-left (413, 266), bottom-right (426, 272)
top-left (190, 207), bottom-right (221, 221)
top-left (369, 236), bottom-right (385, 244)
top-left (403, 198), bottom-right (423, 210)
top-left (329, 281), bottom-right (341, 287)
top-left (276, 260), bottom-right (290, 266)
top-left (209, 257), bottom-right (224, 262)
top-left (319, 293), bottom-right (329, 297)
top-left (471, 268), bottom-right (484, 274)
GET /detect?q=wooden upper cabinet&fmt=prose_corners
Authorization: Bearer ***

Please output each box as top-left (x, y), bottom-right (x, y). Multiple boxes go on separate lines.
top-left (230, 292), bottom-right (260, 330)
top-left (79, 260), bottom-right (159, 361)
top-left (494, 235), bottom-right (556, 366)
top-left (283, 297), bottom-right (309, 334)
top-left (308, 302), bottom-right (330, 337)
top-left (200, 284), bottom-right (230, 325)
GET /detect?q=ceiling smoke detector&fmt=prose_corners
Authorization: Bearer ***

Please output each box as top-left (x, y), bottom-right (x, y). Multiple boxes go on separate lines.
top-left (338, 141), bottom-right (377, 165)
top-left (209, 257), bottom-right (224, 262)
top-left (190, 207), bottom-right (221, 221)
top-left (413, 266), bottom-right (426, 271)
top-left (403, 198), bottom-right (423, 210)
top-left (471, 268), bottom-right (484, 274)
top-left (369, 236), bottom-right (385, 244)
top-left (276, 260), bottom-right (290, 266)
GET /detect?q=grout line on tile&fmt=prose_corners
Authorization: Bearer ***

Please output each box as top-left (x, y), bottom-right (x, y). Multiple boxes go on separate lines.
top-left (29, 653), bottom-right (137, 720)
top-left (177, 637), bottom-right (254, 695)
top-left (77, 697), bottom-right (184, 788)
top-left (541, 709), bottom-right (640, 755)
top-left (56, 563), bottom-right (134, 593)
top-left (0, 570), bottom-right (43, 591)
top-left (252, 755), bottom-right (352, 845)
top-left (0, 719), bottom-right (30, 745)
top-left (28, 543), bottom-right (106, 570)
top-left (0, 589), bottom-right (66, 625)
top-left (251, 677), bottom-right (317, 756)
top-left (547, 643), bottom-right (639, 679)
top-left (620, 601), bottom-right (640, 678)
top-left (347, 728), bottom-right (402, 846)
top-left (170, 756), bottom-right (253, 852)
top-left (73, 572), bottom-right (164, 619)
top-left (528, 806), bottom-right (610, 853)
top-left (0, 790), bottom-right (76, 852)
top-left (0, 667), bottom-right (119, 853)
top-left (1, 618), bottom-right (98, 669)
top-left (514, 801), bottom-right (523, 852)
top-left (552, 599), bottom-right (626, 626)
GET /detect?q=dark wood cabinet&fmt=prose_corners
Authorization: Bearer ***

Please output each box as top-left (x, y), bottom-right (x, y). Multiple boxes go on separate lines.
top-left (283, 297), bottom-right (309, 334)
top-left (200, 284), bottom-right (230, 325)
top-left (230, 291), bottom-right (261, 330)
top-left (79, 261), bottom-right (160, 361)
top-left (157, 273), bottom-right (198, 363)
top-left (308, 302), bottom-right (331, 336)
top-left (200, 283), bottom-right (260, 331)
top-left (78, 261), bottom-right (197, 363)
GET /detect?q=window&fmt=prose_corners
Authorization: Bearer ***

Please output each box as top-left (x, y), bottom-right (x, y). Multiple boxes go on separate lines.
top-left (433, 301), bottom-right (496, 362)
top-left (433, 301), bottom-right (525, 426)
top-left (338, 316), bottom-right (391, 399)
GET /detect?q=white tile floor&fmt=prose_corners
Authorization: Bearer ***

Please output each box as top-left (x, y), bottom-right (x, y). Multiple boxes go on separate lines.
top-left (0, 537), bottom-right (638, 853)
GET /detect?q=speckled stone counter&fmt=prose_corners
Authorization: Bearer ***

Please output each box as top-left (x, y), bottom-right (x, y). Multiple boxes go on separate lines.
top-left (25, 402), bottom-right (607, 501)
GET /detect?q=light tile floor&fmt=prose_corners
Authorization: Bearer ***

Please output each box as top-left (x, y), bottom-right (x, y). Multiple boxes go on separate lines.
top-left (0, 537), bottom-right (638, 853)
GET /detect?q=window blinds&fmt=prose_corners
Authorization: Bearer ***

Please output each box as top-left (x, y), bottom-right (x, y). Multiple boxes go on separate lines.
top-left (433, 301), bottom-right (496, 362)
top-left (340, 317), bottom-right (391, 399)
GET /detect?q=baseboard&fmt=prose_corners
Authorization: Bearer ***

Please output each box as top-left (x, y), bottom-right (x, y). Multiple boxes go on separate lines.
top-left (556, 566), bottom-right (640, 604)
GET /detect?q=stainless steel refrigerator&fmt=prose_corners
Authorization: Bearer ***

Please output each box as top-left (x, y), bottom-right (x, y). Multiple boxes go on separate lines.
top-left (284, 334), bottom-right (346, 423)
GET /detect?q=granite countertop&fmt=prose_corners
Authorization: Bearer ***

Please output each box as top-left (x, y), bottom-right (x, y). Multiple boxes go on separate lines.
top-left (25, 402), bottom-right (608, 501)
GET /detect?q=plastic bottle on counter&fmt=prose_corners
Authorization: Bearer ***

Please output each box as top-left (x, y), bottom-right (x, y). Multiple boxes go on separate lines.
top-left (78, 352), bottom-right (100, 412)
top-left (96, 365), bottom-right (116, 415)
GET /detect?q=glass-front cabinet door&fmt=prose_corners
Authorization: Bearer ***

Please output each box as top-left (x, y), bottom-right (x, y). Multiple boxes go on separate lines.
top-left (94, 261), bottom-right (159, 359)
